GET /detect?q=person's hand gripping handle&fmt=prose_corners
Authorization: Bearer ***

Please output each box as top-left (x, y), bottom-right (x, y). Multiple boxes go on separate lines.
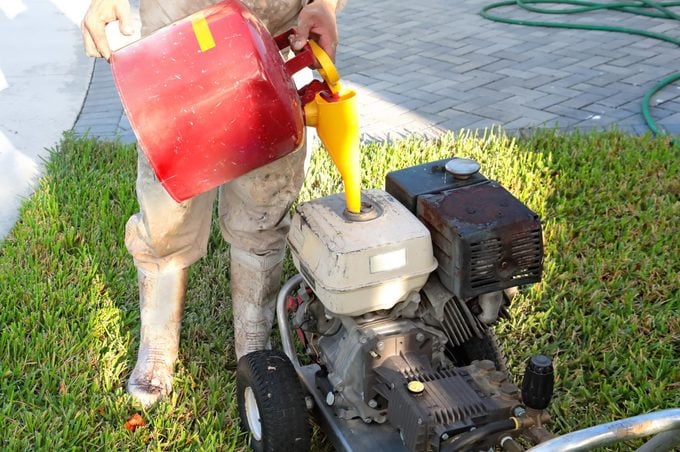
top-left (81, 0), bottom-right (133, 60)
top-left (291, 0), bottom-right (342, 61)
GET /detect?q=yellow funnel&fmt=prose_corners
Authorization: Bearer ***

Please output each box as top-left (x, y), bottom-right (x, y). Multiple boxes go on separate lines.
top-left (305, 90), bottom-right (361, 213)
top-left (305, 41), bottom-right (362, 214)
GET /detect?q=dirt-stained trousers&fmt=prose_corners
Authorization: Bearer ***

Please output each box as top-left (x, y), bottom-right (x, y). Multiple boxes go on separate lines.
top-left (126, 0), bottom-right (309, 272)
top-left (125, 0), bottom-right (308, 374)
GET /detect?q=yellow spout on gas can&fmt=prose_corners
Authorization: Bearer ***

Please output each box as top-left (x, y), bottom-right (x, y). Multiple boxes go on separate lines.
top-left (304, 41), bottom-right (362, 214)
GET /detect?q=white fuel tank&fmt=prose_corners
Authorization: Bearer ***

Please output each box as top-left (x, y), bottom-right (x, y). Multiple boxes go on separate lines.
top-left (287, 189), bottom-right (437, 316)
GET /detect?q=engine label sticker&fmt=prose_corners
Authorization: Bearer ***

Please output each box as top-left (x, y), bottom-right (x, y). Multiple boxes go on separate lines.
top-left (370, 248), bottom-right (406, 273)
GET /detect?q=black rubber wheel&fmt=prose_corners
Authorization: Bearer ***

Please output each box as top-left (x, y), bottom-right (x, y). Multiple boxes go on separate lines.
top-left (236, 350), bottom-right (310, 452)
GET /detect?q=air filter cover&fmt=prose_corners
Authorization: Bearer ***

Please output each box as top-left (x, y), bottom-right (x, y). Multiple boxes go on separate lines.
top-left (418, 181), bottom-right (543, 299)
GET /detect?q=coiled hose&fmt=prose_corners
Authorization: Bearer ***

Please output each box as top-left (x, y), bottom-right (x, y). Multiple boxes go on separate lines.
top-left (480, 0), bottom-right (680, 138)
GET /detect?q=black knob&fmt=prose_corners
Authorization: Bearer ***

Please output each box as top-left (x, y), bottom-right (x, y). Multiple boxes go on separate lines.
top-left (521, 354), bottom-right (554, 410)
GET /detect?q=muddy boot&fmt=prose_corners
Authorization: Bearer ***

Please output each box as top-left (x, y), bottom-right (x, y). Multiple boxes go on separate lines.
top-left (230, 247), bottom-right (284, 360)
top-left (127, 266), bottom-right (188, 407)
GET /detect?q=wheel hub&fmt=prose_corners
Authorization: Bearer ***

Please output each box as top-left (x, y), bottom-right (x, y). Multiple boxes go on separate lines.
top-left (244, 386), bottom-right (262, 441)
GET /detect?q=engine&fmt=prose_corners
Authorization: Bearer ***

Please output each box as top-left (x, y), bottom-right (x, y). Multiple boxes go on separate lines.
top-left (286, 158), bottom-right (545, 451)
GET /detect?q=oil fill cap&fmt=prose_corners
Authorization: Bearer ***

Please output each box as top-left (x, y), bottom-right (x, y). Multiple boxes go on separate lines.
top-left (407, 380), bottom-right (425, 394)
top-left (445, 158), bottom-right (481, 180)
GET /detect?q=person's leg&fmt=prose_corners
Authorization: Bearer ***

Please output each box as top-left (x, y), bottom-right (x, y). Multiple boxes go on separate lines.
top-left (218, 146), bottom-right (307, 359)
top-left (125, 151), bottom-right (216, 407)
top-left (130, 0), bottom-right (308, 397)
top-left (123, 2), bottom-right (223, 408)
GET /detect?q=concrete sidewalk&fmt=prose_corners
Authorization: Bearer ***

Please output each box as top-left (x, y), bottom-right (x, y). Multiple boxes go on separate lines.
top-left (0, 0), bottom-right (92, 238)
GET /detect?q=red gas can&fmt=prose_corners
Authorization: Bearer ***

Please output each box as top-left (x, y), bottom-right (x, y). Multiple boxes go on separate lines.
top-left (111, 0), bottom-right (307, 202)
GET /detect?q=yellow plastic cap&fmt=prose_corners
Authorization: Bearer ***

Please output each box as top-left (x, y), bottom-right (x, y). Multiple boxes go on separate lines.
top-left (407, 380), bottom-right (425, 394)
top-left (308, 40), bottom-right (341, 94)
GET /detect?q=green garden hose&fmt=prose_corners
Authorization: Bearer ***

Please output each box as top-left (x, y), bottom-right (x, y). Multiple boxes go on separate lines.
top-left (480, 0), bottom-right (680, 136)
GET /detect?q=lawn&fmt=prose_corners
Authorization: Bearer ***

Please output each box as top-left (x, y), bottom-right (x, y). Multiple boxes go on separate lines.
top-left (0, 129), bottom-right (678, 449)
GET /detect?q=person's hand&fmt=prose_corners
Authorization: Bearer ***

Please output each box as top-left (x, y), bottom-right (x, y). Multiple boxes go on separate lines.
top-left (81, 0), bottom-right (133, 60)
top-left (291, 0), bottom-right (339, 61)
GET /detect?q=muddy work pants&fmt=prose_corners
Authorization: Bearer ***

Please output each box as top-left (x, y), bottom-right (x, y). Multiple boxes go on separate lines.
top-left (126, 0), bottom-right (308, 276)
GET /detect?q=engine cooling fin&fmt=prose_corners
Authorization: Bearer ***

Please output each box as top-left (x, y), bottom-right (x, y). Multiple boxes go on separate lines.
top-left (442, 295), bottom-right (485, 346)
top-left (422, 276), bottom-right (509, 349)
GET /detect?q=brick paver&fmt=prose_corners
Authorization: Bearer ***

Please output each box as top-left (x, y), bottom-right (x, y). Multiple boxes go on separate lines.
top-left (74, 0), bottom-right (680, 141)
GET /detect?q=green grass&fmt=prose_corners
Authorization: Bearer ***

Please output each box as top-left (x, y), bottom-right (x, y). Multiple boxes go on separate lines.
top-left (0, 129), bottom-right (678, 449)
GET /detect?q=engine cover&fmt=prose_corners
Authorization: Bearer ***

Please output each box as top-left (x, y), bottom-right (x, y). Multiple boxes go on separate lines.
top-left (386, 159), bottom-right (543, 300)
top-left (418, 181), bottom-right (542, 299)
top-left (288, 189), bottom-right (437, 316)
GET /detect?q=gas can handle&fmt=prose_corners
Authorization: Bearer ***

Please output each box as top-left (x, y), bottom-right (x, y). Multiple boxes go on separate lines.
top-left (273, 30), bottom-right (362, 215)
top-left (307, 40), bottom-right (341, 94)
top-left (274, 30), bottom-right (342, 94)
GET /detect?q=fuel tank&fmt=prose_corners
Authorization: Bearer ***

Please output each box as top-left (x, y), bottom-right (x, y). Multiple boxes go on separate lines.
top-left (287, 189), bottom-right (438, 316)
top-left (111, 0), bottom-right (304, 202)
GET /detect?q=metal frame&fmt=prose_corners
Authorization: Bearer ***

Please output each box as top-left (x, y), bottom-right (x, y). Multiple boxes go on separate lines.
top-left (528, 409), bottom-right (680, 452)
top-left (276, 275), bottom-right (680, 452)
